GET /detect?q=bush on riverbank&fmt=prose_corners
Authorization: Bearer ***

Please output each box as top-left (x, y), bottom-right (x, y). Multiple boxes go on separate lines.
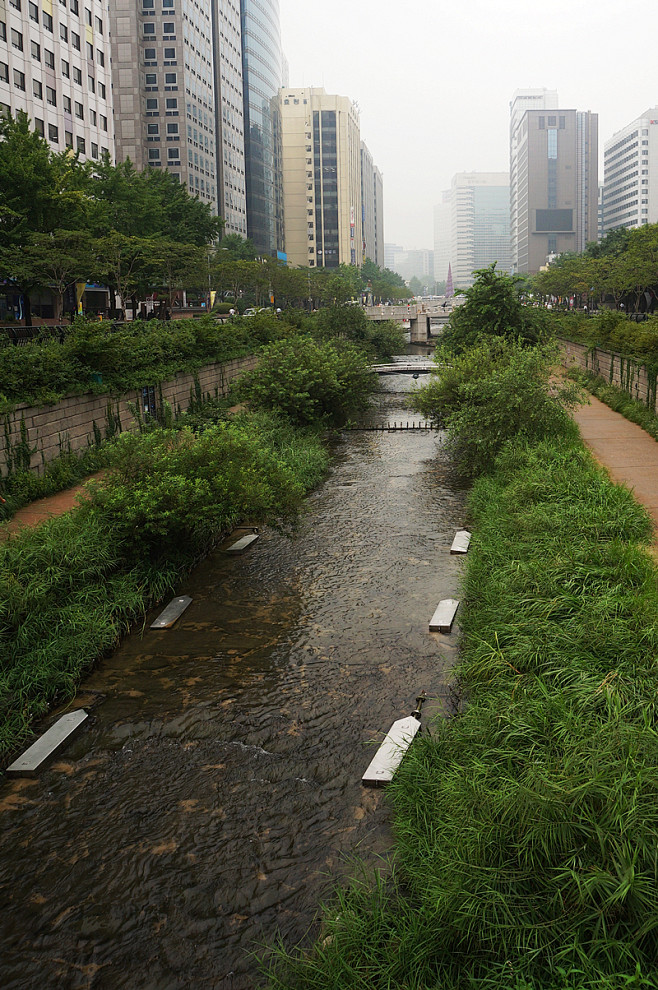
top-left (550, 309), bottom-right (658, 367)
top-left (411, 337), bottom-right (582, 475)
top-left (0, 409), bottom-right (329, 760)
top-left (236, 334), bottom-right (378, 426)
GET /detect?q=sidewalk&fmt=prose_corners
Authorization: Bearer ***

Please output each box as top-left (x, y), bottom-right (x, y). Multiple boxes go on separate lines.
top-left (572, 395), bottom-right (658, 530)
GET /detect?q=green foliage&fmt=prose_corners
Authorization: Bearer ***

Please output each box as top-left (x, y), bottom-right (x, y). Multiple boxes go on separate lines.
top-left (411, 337), bottom-right (581, 475)
top-left (0, 410), bottom-right (329, 758)
top-left (236, 334), bottom-right (378, 426)
top-left (443, 264), bottom-right (549, 354)
top-left (0, 314), bottom-right (280, 411)
top-left (308, 305), bottom-right (406, 360)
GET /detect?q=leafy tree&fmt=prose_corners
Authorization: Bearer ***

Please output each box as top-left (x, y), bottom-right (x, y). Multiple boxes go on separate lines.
top-left (19, 229), bottom-right (95, 320)
top-left (442, 263), bottom-right (548, 354)
top-left (219, 233), bottom-right (258, 260)
top-left (95, 233), bottom-right (154, 319)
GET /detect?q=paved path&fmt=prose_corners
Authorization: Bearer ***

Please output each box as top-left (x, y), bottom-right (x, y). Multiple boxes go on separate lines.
top-left (572, 395), bottom-right (658, 528)
top-left (3, 471), bottom-right (105, 536)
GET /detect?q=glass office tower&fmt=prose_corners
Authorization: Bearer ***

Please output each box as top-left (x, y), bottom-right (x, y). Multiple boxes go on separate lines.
top-left (240, 0), bottom-right (283, 255)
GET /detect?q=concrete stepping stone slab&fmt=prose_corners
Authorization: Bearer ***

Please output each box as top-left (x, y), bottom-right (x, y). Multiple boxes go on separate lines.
top-left (6, 710), bottom-right (89, 777)
top-left (150, 595), bottom-right (193, 629)
top-left (429, 598), bottom-right (460, 633)
top-left (362, 714), bottom-right (421, 787)
top-left (450, 529), bottom-right (471, 554)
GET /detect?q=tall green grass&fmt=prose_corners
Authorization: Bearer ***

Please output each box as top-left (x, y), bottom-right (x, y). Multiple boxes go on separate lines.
top-left (263, 433), bottom-right (658, 989)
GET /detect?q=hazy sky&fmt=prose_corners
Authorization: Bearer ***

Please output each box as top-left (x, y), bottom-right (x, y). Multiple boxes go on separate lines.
top-left (280, 0), bottom-right (658, 252)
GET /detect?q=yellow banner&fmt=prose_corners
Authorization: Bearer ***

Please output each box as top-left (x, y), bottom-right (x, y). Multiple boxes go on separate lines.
top-left (210, 291), bottom-right (216, 309)
top-left (76, 282), bottom-right (86, 313)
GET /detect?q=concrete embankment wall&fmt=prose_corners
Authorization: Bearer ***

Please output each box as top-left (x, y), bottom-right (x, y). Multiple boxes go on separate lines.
top-left (560, 338), bottom-right (658, 411)
top-left (1, 355), bottom-right (257, 475)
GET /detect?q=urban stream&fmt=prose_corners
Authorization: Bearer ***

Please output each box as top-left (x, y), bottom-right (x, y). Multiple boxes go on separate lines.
top-left (0, 353), bottom-right (468, 989)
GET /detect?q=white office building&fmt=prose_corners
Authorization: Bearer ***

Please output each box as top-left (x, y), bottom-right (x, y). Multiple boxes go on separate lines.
top-left (603, 109), bottom-right (658, 234)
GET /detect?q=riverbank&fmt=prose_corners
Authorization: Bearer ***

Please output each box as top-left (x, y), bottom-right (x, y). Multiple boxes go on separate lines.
top-left (266, 419), bottom-right (658, 987)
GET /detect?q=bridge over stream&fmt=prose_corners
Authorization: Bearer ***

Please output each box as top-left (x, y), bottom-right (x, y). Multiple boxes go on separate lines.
top-left (364, 303), bottom-right (452, 343)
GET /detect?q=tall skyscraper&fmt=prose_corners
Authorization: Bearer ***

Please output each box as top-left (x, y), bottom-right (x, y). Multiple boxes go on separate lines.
top-left (434, 172), bottom-right (510, 289)
top-left (211, 0), bottom-right (246, 235)
top-left (603, 109), bottom-right (658, 234)
top-left (0, 0), bottom-right (114, 161)
top-left (510, 89), bottom-right (558, 272)
top-left (360, 141), bottom-right (384, 267)
top-left (240, 0), bottom-right (283, 255)
top-left (279, 86), bottom-right (363, 268)
top-left (510, 92), bottom-right (597, 272)
top-left (109, 0), bottom-right (217, 210)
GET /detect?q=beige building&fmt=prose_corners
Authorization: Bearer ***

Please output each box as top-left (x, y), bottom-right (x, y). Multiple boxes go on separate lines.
top-left (279, 86), bottom-right (362, 268)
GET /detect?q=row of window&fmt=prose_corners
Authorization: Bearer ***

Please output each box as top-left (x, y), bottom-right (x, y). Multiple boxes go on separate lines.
top-left (4, 25), bottom-right (105, 68)
top-left (31, 115), bottom-right (107, 156)
top-left (11, 0), bottom-right (102, 31)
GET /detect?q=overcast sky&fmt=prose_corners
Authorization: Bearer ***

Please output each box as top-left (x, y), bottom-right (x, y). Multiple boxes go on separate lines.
top-left (280, 0), bottom-right (658, 252)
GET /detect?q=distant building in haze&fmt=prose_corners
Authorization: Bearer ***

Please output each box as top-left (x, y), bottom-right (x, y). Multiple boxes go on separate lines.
top-left (279, 86), bottom-right (363, 268)
top-left (603, 109), bottom-right (658, 234)
top-left (389, 248), bottom-right (434, 287)
top-left (510, 90), bottom-right (598, 272)
top-left (434, 172), bottom-right (510, 289)
top-left (384, 243), bottom-right (403, 270)
top-left (360, 141), bottom-right (384, 267)
top-left (212, 0), bottom-right (247, 235)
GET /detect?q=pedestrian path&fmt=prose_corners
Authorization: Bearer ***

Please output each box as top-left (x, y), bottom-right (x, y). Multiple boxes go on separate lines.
top-left (572, 395), bottom-right (658, 531)
top-left (2, 471), bottom-right (105, 536)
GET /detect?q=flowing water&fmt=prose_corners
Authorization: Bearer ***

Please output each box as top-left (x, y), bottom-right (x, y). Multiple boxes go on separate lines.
top-left (0, 357), bottom-right (468, 989)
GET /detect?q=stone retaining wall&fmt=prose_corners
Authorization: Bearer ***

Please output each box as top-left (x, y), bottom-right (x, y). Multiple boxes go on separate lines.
top-left (1, 355), bottom-right (258, 475)
top-left (560, 338), bottom-right (658, 411)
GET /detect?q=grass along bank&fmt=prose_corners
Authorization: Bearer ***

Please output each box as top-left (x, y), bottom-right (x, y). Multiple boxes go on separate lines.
top-left (265, 429), bottom-right (658, 989)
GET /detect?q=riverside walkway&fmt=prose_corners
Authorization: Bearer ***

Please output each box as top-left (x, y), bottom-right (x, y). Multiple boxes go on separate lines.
top-left (572, 395), bottom-right (658, 532)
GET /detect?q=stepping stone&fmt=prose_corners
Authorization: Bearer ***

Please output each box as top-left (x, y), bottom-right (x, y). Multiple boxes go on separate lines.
top-left (226, 533), bottom-right (259, 554)
top-left (362, 714), bottom-right (421, 787)
top-left (450, 529), bottom-right (471, 554)
top-left (6, 710), bottom-right (89, 777)
top-left (150, 595), bottom-right (193, 629)
top-left (429, 598), bottom-right (460, 633)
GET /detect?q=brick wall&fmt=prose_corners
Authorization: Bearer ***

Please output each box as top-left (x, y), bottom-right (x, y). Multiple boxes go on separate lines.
top-left (560, 338), bottom-right (658, 411)
top-left (1, 355), bottom-right (257, 475)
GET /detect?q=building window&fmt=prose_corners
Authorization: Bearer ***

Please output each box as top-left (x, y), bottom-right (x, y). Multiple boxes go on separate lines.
top-left (98, 82), bottom-right (105, 98)
top-left (144, 48), bottom-right (156, 60)
top-left (43, 11), bottom-right (53, 31)
top-left (143, 0), bottom-right (154, 6)
top-left (164, 47), bottom-right (175, 59)
top-left (91, 141), bottom-right (98, 157)
top-left (165, 97), bottom-right (177, 109)
top-left (70, 0), bottom-right (78, 12)
top-left (148, 148), bottom-right (160, 159)
top-left (63, 94), bottom-right (71, 112)
top-left (75, 101), bottom-right (83, 119)
top-left (84, 6), bottom-right (91, 24)
top-left (11, 29), bottom-right (23, 51)
top-left (72, 32), bottom-right (80, 50)
top-left (100, 114), bottom-right (107, 131)
top-left (31, 40), bottom-right (41, 60)
top-left (60, 24), bottom-right (68, 41)
top-left (48, 123), bottom-right (59, 142)
top-left (13, 69), bottom-right (25, 90)
top-left (33, 79), bottom-right (42, 99)
top-left (165, 72), bottom-right (176, 84)
top-left (89, 108), bottom-right (96, 124)
top-left (147, 122), bottom-right (159, 134)
top-left (86, 42), bottom-right (93, 59)
top-left (65, 130), bottom-right (73, 147)
top-left (76, 136), bottom-right (85, 153)
top-left (9, 0), bottom-right (21, 9)
top-left (73, 66), bottom-right (82, 84)
top-left (144, 23), bottom-right (155, 34)
top-left (46, 85), bottom-right (56, 105)
top-left (145, 72), bottom-right (157, 85)
top-left (0, 22), bottom-right (6, 42)
top-left (44, 49), bottom-right (55, 68)
top-left (88, 74), bottom-right (95, 92)
top-left (96, 49), bottom-right (105, 67)
top-left (163, 22), bottom-right (174, 33)
top-left (166, 122), bottom-right (178, 134)
top-left (28, 1), bottom-right (38, 21)
top-left (95, 15), bottom-right (102, 33)
top-left (34, 117), bottom-right (44, 135)
top-left (62, 59), bottom-right (70, 77)
top-left (0, 63), bottom-right (8, 84)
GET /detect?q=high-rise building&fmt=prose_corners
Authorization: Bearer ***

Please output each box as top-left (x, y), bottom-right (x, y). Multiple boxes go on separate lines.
top-left (384, 243), bottom-right (403, 270)
top-left (211, 0), bottom-right (246, 235)
top-left (434, 172), bottom-right (510, 289)
top-left (603, 109), bottom-right (658, 234)
top-left (360, 141), bottom-right (384, 267)
top-left (109, 0), bottom-right (217, 210)
top-left (241, 0), bottom-right (283, 255)
top-left (389, 248), bottom-right (434, 287)
top-left (510, 92), bottom-right (597, 272)
top-left (279, 86), bottom-right (362, 268)
top-left (0, 0), bottom-right (114, 162)
top-left (510, 89), bottom-right (558, 272)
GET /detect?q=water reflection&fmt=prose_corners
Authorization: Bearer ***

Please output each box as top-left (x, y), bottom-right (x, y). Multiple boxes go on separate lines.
top-left (0, 366), bottom-right (467, 989)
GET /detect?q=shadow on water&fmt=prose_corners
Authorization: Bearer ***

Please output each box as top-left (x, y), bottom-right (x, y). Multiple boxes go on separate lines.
top-left (0, 364), bottom-right (468, 989)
